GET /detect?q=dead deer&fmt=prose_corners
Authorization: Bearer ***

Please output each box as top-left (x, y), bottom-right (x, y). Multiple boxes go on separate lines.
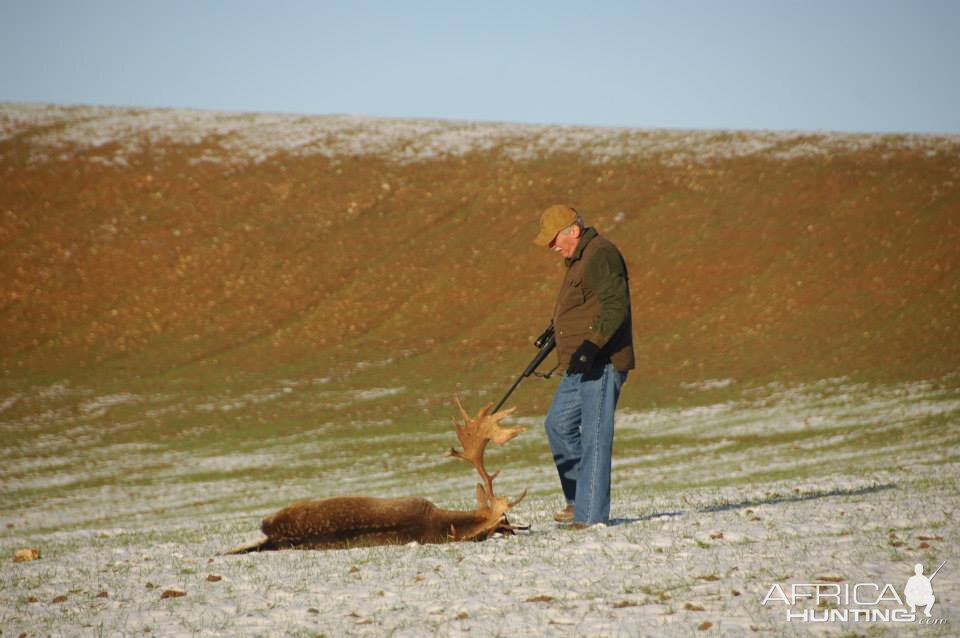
top-left (224, 400), bottom-right (527, 553)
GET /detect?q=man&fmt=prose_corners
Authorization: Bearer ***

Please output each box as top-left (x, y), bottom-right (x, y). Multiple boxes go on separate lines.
top-left (905, 563), bottom-right (937, 618)
top-left (534, 204), bottom-right (634, 527)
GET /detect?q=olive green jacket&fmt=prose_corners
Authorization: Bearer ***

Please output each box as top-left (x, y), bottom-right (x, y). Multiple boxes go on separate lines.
top-left (552, 227), bottom-right (635, 372)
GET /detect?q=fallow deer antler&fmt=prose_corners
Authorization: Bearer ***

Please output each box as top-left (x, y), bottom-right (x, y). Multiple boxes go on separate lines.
top-left (447, 397), bottom-right (527, 507)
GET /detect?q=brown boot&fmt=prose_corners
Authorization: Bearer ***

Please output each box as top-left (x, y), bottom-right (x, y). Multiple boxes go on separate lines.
top-left (553, 505), bottom-right (574, 523)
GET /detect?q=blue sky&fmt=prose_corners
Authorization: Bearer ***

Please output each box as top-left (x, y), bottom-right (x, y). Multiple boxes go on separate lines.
top-left (2, 1), bottom-right (958, 134)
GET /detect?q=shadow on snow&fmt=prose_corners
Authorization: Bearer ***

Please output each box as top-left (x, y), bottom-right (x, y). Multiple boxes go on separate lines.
top-left (607, 482), bottom-right (897, 526)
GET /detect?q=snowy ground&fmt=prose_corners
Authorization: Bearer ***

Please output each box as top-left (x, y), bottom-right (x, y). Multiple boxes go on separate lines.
top-left (2, 378), bottom-right (958, 636)
top-left (3, 102), bottom-right (959, 167)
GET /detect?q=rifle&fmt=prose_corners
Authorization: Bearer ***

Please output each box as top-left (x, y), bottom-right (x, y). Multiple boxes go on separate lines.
top-left (929, 560), bottom-right (946, 581)
top-left (493, 324), bottom-right (557, 412)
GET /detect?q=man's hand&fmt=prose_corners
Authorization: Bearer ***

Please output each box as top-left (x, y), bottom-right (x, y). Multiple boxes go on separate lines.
top-left (567, 340), bottom-right (600, 374)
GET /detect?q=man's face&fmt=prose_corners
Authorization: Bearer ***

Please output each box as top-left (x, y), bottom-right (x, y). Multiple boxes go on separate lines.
top-left (550, 225), bottom-right (581, 258)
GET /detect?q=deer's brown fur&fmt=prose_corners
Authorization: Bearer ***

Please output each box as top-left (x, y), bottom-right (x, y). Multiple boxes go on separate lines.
top-left (224, 400), bottom-right (526, 553)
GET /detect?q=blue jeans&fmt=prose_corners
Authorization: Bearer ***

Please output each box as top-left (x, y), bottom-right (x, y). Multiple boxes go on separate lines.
top-left (544, 362), bottom-right (627, 525)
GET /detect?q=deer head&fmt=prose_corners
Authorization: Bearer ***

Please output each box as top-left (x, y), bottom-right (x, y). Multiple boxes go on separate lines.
top-left (445, 398), bottom-right (528, 541)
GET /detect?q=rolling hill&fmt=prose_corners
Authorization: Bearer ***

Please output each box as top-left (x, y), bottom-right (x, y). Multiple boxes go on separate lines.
top-left (1, 103), bottom-right (958, 416)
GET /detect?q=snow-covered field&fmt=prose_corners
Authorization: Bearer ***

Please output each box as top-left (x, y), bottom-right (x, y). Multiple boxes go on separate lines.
top-left (2, 377), bottom-right (957, 636)
top-left (3, 102), bottom-right (959, 167)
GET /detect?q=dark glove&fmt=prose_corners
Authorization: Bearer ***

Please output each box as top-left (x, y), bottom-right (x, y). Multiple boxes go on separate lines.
top-left (567, 340), bottom-right (600, 374)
